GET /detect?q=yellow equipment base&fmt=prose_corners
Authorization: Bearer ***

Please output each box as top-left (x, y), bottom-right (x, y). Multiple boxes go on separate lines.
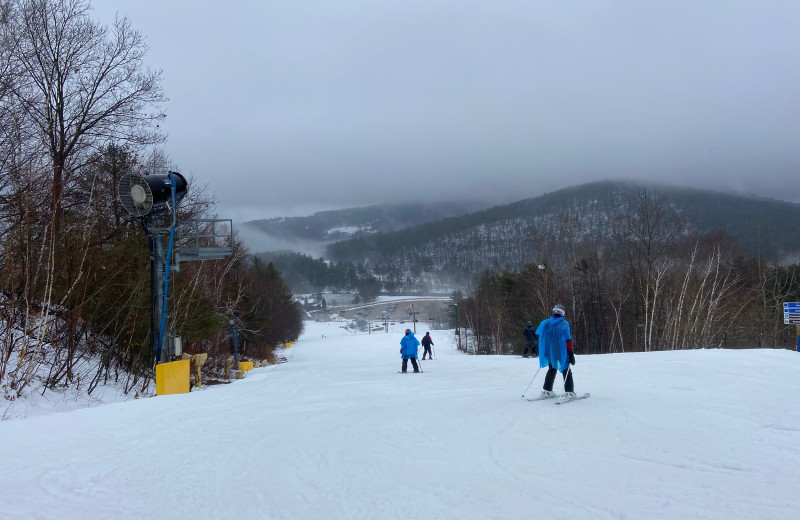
top-left (156, 359), bottom-right (190, 395)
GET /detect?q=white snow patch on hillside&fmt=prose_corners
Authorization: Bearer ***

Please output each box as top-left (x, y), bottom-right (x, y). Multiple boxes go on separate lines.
top-left (0, 322), bottom-right (798, 519)
top-left (326, 225), bottom-right (367, 235)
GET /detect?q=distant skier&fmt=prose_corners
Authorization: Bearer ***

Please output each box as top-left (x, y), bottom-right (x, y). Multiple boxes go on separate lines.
top-left (421, 332), bottom-right (434, 360)
top-left (522, 321), bottom-right (537, 358)
top-left (400, 329), bottom-right (421, 373)
top-left (535, 304), bottom-right (576, 398)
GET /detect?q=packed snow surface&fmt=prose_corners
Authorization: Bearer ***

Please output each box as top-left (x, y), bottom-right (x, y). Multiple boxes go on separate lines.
top-left (1, 321), bottom-right (798, 520)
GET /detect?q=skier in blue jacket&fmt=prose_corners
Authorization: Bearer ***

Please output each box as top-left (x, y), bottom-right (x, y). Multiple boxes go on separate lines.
top-left (535, 304), bottom-right (576, 398)
top-left (400, 329), bottom-right (421, 373)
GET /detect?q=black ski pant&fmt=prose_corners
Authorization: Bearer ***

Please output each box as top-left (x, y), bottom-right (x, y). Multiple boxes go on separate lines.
top-left (524, 342), bottom-right (538, 357)
top-left (422, 346), bottom-right (432, 359)
top-left (543, 365), bottom-right (574, 393)
top-left (402, 358), bottom-right (420, 372)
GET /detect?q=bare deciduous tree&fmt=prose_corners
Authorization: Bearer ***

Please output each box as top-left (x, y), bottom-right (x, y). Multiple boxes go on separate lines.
top-left (614, 190), bottom-right (687, 351)
top-left (7, 0), bottom-right (165, 229)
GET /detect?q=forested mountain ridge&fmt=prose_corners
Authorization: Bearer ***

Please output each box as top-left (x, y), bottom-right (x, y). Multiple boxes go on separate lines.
top-left (250, 181), bottom-right (800, 354)
top-left (241, 200), bottom-right (489, 242)
top-left (325, 180), bottom-right (800, 284)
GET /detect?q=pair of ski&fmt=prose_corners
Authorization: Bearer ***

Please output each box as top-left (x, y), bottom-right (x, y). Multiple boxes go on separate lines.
top-left (526, 392), bottom-right (590, 405)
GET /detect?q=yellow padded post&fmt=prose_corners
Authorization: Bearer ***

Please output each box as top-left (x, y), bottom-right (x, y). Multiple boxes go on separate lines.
top-left (192, 353), bottom-right (208, 388)
top-left (155, 359), bottom-right (190, 395)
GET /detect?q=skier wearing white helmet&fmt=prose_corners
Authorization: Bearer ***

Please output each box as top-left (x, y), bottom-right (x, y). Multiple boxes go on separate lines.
top-left (535, 304), bottom-right (577, 398)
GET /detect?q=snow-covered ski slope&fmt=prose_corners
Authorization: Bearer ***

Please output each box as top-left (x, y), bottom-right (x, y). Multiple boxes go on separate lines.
top-left (1, 321), bottom-right (798, 520)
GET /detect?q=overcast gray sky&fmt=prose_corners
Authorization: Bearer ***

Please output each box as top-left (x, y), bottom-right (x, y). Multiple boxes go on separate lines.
top-left (92, 1), bottom-right (800, 221)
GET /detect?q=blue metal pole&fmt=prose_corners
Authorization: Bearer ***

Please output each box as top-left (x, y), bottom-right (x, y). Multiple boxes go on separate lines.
top-left (156, 173), bottom-right (177, 363)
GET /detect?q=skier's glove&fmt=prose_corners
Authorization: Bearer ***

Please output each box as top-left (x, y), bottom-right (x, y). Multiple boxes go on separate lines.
top-left (568, 352), bottom-right (576, 365)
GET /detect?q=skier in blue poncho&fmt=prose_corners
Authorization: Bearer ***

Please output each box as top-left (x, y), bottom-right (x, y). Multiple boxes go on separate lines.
top-left (399, 329), bottom-right (421, 373)
top-left (535, 304), bottom-right (577, 398)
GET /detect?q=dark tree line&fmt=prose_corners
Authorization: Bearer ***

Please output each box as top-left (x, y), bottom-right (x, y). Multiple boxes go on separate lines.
top-left (455, 192), bottom-right (800, 355)
top-left (245, 200), bottom-right (483, 242)
top-left (255, 251), bottom-right (360, 294)
top-left (0, 0), bottom-right (303, 397)
top-left (325, 181), bottom-right (800, 291)
top-left (255, 251), bottom-right (386, 302)
top-left (265, 185), bottom-right (800, 354)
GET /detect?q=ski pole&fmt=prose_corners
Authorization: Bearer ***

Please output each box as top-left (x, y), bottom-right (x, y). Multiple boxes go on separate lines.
top-left (563, 366), bottom-right (574, 392)
top-left (521, 366), bottom-right (542, 399)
